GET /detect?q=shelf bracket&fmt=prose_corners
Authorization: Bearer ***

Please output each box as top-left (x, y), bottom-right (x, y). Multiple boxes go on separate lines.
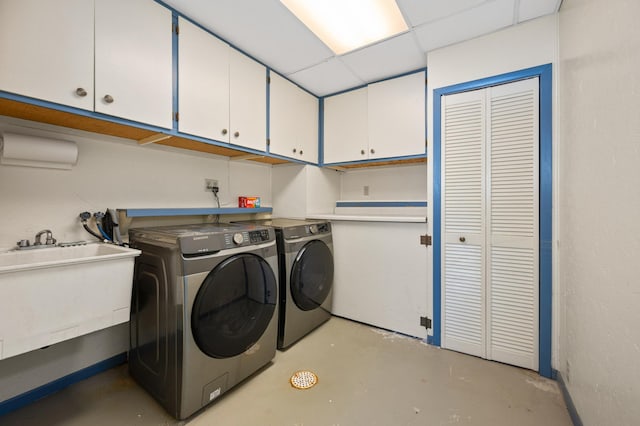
top-left (138, 133), bottom-right (172, 146)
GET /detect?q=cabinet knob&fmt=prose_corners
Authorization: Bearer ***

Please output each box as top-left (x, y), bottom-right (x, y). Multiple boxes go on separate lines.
top-left (370, 148), bottom-right (375, 154)
top-left (459, 236), bottom-right (466, 243)
top-left (292, 148), bottom-right (297, 153)
top-left (75, 87), bottom-right (87, 97)
top-left (221, 129), bottom-right (228, 135)
top-left (103, 94), bottom-right (114, 104)
top-left (361, 149), bottom-right (365, 155)
top-left (234, 131), bottom-right (240, 138)
top-left (299, 150), bottom-right (303, 155)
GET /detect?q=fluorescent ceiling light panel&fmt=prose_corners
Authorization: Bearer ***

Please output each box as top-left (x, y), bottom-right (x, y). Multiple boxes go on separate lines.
top-left (280, 0), bottom-right (408, 55)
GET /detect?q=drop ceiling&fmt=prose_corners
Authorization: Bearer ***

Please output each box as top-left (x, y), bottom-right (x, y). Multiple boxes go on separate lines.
top-left (161, 0), bottom-right (561, 97)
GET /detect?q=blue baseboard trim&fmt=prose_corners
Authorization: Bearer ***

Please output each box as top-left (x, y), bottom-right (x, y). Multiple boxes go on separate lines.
top-left (557, 371), bottom-right (583, 426)
top-left (0, 352), bottom-right (127, 417)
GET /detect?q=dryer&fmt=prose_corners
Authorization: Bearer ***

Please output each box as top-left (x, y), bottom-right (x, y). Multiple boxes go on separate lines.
top-left (237, 219), bottom-right (333, 349)
top-left (128, 223), bottom-right (277, 420)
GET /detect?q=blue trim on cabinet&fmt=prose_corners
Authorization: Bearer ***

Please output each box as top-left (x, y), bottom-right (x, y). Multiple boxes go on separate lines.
top-left (0, 353), bottom-right (126, 416)
top-left (319, 97), bottom-right (324, 165)
top-left (172, 12), bottom-right (179, 131)
top-left (122, 207), bottom-right (272, 218)
top-left (432, 64), bottom-right (553, 378)
top-left (322, 67), bottom-right (427, 98)
top-left (266, 68), bottom-right (271, 154)
top-left (323, 153), bottom-right (427, 168)
top-left (336, 201), bottom-right (427, 208)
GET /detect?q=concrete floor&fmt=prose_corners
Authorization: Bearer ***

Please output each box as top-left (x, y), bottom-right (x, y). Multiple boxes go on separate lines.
top-left (0, 317), bottom-right (572, 426)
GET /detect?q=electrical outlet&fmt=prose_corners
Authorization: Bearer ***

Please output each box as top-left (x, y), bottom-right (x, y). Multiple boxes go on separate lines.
top-left (363, 185), bottom-right (370, 196)
top-left (205, 178), bottom-right (219, 192)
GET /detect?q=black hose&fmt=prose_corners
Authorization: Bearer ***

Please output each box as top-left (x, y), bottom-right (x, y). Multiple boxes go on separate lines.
top-left (83, 223), bottom-right (104, 241)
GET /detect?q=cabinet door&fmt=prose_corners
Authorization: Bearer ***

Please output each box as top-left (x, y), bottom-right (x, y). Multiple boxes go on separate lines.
top-left (95, 0), bottom-right (173, 129)
top-left (228, 48), bottom-right (267, 152)
top-left (178, 17), bottom-right (230, 142)
top-left (323, 87), bottom-right (368, 164)
top-left (368, 72), bottom-right (426, 160)
top-left (0, 0), bottom-right (93, 110)
top-left (269, 73), bottom-right (319, 163)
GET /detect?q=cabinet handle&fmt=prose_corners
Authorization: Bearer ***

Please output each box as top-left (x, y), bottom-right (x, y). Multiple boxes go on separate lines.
top-left (361, 149), bottom-right (365, 155)
top-left (103, 94), bottom-right (114, 104)
top-left (292, 148), bottom-right (297, 153)
top-left (75, 88), bottom-right (87, 97)
top-left (234, 131), bottom-right (240, 138)
top-left (459, 236), bottom-right (466, 243)
top-left (299, 150), bottom-right (303, 155)
top-left (221, 129), bottom-right (228, 135)
top-left (370, 148), bottom-right (375, 154)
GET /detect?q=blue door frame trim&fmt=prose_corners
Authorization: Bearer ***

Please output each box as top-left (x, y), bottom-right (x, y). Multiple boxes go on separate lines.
top-left (432, 63), bottom-right (553, 378)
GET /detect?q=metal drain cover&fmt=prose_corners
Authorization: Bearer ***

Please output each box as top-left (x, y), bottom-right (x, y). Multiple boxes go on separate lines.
top-left (290, 370), bottom-right (318, 390)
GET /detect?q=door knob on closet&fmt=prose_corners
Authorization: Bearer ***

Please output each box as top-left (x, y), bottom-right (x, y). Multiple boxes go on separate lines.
top-left (75, 88), bottom-right (87, 97)
top-left (103, 94), bottom-right (114, 104)
top-left (459, 236), bottom-right (466, 243)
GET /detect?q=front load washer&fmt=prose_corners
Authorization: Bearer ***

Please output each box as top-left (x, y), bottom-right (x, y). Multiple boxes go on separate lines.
top-left (128, 223), bottom-right (277, 420)
top-left (237, 219), bottom-right (333, 349)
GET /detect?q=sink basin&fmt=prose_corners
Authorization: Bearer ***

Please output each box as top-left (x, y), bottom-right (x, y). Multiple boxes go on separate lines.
top-left (0, 243), bottom-right (140, 273)
top-left (0, 243), bottom-right (141, 360)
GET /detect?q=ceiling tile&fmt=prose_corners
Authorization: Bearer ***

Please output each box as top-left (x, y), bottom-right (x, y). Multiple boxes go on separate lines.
top-left (164, 0), bottom-right (334, 75)
top-left (287, 58), bottom-right (365, 97)
top-left (340, 32), bottom-right (427, 83)
top-left (397, 0), bottom-right (489, 27)
top-left (518, 0), bottom-right (561, 22)
top-left (414, 0), bottom-right (516, 52)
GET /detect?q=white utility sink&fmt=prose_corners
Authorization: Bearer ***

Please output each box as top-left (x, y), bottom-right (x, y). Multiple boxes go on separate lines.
top-left (0, 243), bottom-right (140, 273)
top-left (0, 243), bottom-right (141, 360)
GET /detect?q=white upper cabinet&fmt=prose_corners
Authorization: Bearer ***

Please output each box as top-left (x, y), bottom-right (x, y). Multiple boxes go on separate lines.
top-left (178, 18), bottom-right (266, 152)
top-left (0, 0), bottom-right (94, 110)
top-left (228, 48), bottom-right (267, 152)
top-left (269, 73), bottom-right (319, 163)
top-left (323, 71), bottom-right (426, 164)
top-left (367, 71), bottom-right (426, 160)
top-left (95, 0), bottom-right (173, 129)
top-left (0, 0), bottom-right (173, 129)
top-left (323, 87), bottom-right (368, 164)
top-left (178, 18), bottom-right (230, 141)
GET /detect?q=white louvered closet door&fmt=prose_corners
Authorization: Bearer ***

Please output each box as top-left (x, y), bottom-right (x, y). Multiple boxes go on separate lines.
top-left (441, 78), bottom-right (539, 371)
top-left (441, 89), bottom-right (487, 358)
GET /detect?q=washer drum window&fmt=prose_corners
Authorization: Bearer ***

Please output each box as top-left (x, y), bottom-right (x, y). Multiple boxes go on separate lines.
top-left (191, 253), bottom-right (277, 358)
top-left (290, 240), bottom-right (334, 311)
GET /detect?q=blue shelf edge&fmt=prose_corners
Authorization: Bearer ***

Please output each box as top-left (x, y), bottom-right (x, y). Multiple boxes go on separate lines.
top-left (336, 201), bottom-right (427, 208)
top-left (121, 207), bottom-right (272, 218)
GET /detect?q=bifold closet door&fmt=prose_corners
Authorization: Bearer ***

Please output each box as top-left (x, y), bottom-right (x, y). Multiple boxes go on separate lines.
top-left (441, 78), bottom-right (539, 371)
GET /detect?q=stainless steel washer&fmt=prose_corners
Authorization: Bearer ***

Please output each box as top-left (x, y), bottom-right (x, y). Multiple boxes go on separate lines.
top-left (128, 223), bottom-right (278, 420)
top-left (236, 219), bottom-right (333, 349)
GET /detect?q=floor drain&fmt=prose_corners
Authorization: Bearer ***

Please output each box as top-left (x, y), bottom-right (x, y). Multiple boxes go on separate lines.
top-left (290, 370), bottom-right (318, 390)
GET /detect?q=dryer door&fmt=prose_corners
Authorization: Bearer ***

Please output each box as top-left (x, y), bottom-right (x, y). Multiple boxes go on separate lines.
top-left (290, 240), bottom-right (334, 311)
top-left (191, 253), bottom-right (277, 358)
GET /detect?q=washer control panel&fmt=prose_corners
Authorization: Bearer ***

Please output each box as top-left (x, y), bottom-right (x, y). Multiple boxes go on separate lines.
top-left (224, 229), bottom-right (272, 247)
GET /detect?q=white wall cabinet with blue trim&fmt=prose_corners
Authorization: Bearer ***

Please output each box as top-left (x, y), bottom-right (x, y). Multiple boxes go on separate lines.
top-left (269, 73), bottom-right (318, 164)
top-left (323, 71), bottom-right (426, 164)
top-left (0, 0), bottom-right (173, 129)
top-left (0, 0), bottom-right (94, 111)
top-left (178, 17), bottom-right (266, 152)
top-left (441, 77), bottom-right (539, 371)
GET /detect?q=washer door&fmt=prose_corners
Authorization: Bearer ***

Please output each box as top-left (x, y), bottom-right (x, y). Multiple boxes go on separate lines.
top-left (290, 240), bottom-right (334, 311)
top-left (191, 253), bottom-right (277, 358)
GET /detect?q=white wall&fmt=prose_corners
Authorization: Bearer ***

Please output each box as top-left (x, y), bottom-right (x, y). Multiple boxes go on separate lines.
top-left (426, 14), bottom-right (561, 368)
top-left (559, 0), bottom-right (640, 424)
top-left (0, 116), bottom-right (272, 401)
top-left (271, 163), bottom-right (340, 218)
top-left (340, 163), bottom-right (427, 201)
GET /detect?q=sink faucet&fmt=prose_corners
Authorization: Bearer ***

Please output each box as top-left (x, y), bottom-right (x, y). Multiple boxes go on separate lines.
top-left (34, 229), bottom-right (56, 246)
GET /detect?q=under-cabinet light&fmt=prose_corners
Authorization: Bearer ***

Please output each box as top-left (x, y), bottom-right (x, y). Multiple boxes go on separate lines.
top-left (280, 0), bottom-right (408, 55)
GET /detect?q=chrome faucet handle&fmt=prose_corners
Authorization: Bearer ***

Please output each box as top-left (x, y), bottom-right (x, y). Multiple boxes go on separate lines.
top-left (46, 236), bottom-right (57, 245)
top-left (34, 229), bottom-right (54, 246)
top-left (16, 239), bottom-right (30, 248)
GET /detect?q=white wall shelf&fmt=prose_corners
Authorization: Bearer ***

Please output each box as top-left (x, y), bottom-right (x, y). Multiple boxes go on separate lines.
top-left (120, 207), bottom-right (272, 218)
